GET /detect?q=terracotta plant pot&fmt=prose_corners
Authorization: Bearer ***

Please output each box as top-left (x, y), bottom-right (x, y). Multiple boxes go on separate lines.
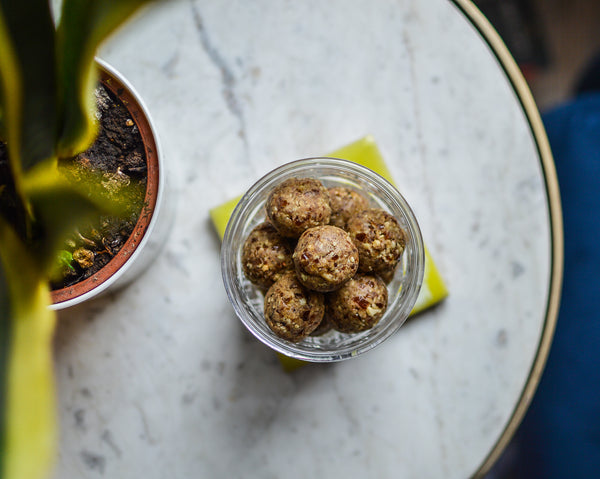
top-left (50, 60), bottom-right (172, 309)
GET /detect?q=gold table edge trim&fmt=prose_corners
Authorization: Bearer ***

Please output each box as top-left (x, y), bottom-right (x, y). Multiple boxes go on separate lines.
top-left (451, 1), bottom-right (565, 477)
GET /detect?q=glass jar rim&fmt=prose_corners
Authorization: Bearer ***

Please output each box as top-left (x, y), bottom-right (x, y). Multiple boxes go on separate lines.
top-left (221, 157), bottom-right (425, 362)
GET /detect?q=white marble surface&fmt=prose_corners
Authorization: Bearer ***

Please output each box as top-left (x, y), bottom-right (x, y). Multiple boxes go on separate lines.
top-left (53, 0), bottom-right (552, 478)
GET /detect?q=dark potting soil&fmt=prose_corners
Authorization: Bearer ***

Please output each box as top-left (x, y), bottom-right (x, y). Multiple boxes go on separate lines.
top-left (0, 83), bottom-right (147, 290)
top-left (51, 84), bottom-right (147, 289)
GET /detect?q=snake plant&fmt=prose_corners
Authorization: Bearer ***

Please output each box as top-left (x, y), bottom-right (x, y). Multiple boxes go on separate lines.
top-left (0, 1), bottom-right (154, 478)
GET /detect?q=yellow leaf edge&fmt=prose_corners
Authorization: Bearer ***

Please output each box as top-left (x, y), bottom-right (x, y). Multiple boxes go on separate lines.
top-left (0, 220), bottom-right (57, 479)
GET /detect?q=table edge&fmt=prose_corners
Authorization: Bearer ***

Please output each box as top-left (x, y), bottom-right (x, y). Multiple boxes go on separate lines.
top-left (449, 1), bottom-right (565, 477)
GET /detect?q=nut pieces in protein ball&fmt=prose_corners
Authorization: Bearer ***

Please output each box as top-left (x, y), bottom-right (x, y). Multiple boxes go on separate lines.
top-left (293, 225), bottom-right (359, 292)
top-left (327, 186), bottom-right (370, 229)
top-left (266, 177), bottom-right (331, 238)
top-left (264, 273), bottom-right (325, 342)
top-left (347, 208), bottom-right (407, 274)
top-left (241, 222), bottom-right (294, 289)
top-left (327, 274), bottom-right (388, 333)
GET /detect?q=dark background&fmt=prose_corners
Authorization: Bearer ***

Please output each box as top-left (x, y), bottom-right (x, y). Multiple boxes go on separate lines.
top-left (474, 1), bottom-right (600, 477)
top-left (474, 0), bottom-right (600, 109)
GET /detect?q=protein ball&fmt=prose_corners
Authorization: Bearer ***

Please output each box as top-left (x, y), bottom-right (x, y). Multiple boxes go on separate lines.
top-left (327, 186), bottom-right (370, 229)
top-left (293, 225), bottom-right (359, 292)
top-left (327, 274), bottom-right (388, 333)
top-left (264, 273), bottom-right (325, 341)
top-left (266, 177), bottom-right (331, 238)
top-left (347, 208), bottom-right (407, 273)
top-left (242, 222), bottom-right (293, 288)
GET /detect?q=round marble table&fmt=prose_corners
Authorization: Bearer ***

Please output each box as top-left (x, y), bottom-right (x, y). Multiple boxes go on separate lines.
top-left (53, 0), bottom-right (562, 477)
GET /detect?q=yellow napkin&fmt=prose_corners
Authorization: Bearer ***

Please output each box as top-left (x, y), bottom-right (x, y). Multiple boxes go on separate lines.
top-left (210, 136), bottom-right (448, 371)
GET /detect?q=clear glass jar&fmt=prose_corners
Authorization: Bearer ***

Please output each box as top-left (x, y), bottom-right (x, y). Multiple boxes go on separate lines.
top-left (221, 157), bottom-right (424, 362)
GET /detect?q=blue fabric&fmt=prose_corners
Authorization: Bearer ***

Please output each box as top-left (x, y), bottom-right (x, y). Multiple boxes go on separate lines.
top-left (506, 92), bottom-right (600, 478)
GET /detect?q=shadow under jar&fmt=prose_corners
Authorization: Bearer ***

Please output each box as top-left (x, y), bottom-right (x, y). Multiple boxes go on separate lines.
top-left (221, 157), bottom-right (424, 362)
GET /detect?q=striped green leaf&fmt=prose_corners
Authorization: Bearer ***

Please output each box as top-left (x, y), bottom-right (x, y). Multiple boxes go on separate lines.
top-left (0, 2), bottom-right (159, 479)
top-left (0, 0), bottom-right (58, 172)
top-left (56, 0), bottom-right (156, 158)
top-left (23, 159), bottom-right (136, 275)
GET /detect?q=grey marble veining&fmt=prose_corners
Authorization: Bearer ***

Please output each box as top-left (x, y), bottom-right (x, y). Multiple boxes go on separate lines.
top-left (53, 0), bottom-right (553, 477)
